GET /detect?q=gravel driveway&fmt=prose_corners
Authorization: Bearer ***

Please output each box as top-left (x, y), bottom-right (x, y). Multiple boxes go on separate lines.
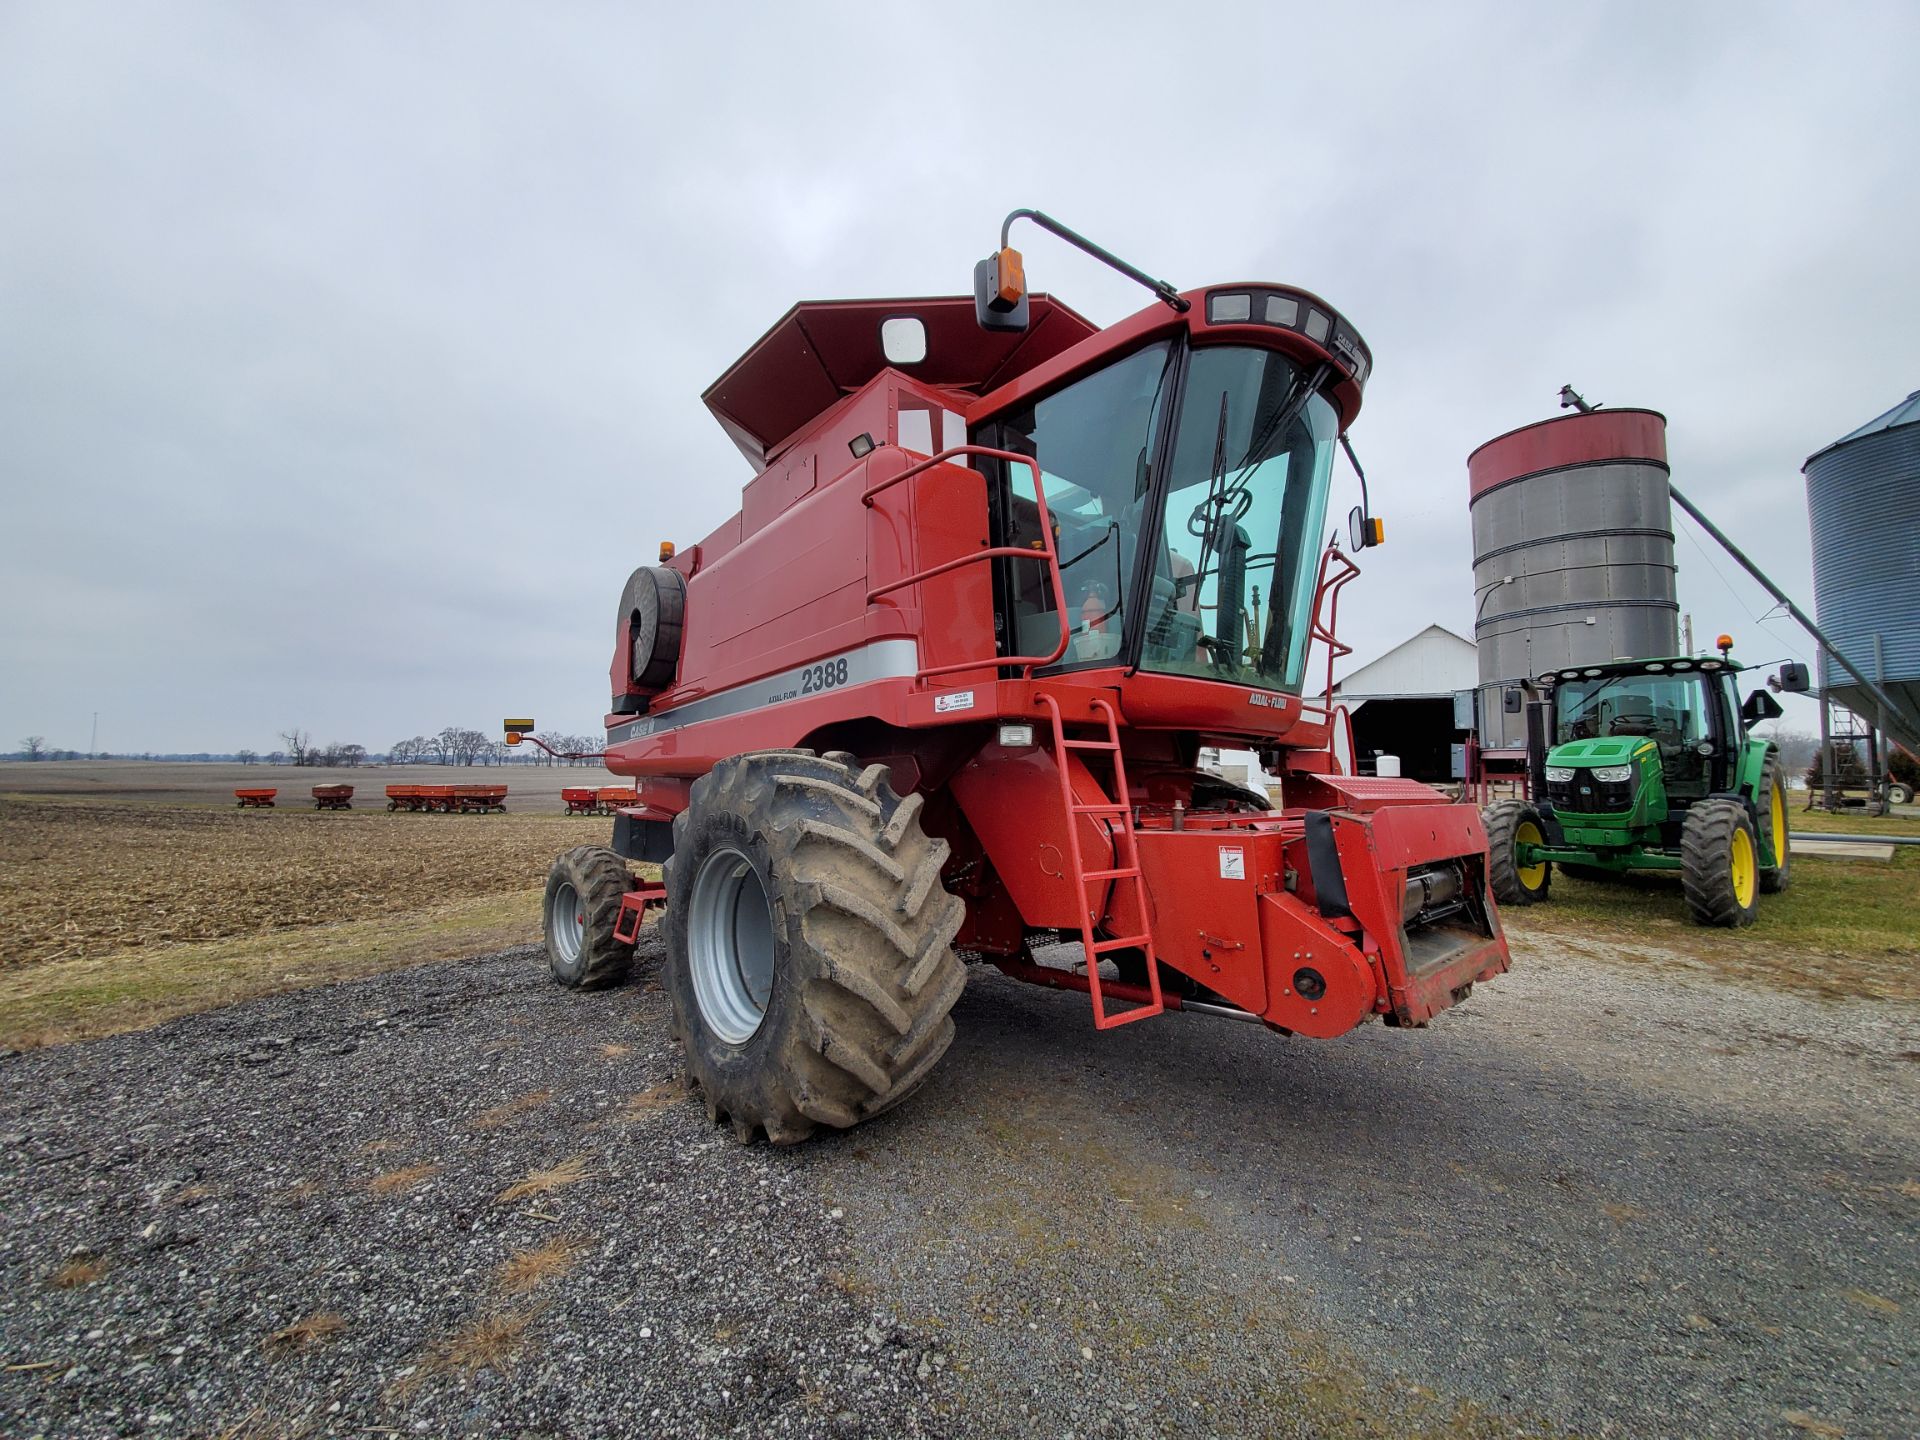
top-left (2, 929), bottom-right (1915, 1438)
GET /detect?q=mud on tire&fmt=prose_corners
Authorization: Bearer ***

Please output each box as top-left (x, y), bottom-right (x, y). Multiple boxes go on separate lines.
top-left (1681, 798), bottom-right (1760, 928)
top-left (663, 750), bottom-right (967, 1145)
top-left (542, 845), bottom-right (638, 989)
top-left (1483, 798), bottom-right (1551, 905)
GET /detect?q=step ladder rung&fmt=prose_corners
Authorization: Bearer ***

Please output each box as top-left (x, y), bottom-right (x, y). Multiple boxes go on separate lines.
top-left (1062, 738), bottom-right (1119, 751)
top-left (1072, 803), bottom-right (1130, 816)
top-left (1089, 934), bottom-right (1152, 954)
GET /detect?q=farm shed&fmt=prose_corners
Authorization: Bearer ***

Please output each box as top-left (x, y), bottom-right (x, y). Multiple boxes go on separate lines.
top-left (1329, 624), bottom-right (1477, 782)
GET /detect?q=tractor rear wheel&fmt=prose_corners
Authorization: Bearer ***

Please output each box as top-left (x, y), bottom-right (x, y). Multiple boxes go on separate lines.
top-left (1757, 754), bottom-right (1791, 894)
top-left (1483, 799), bottom-right (1551, 905)
top-left (663, 750), bottom-right (966, 1145)
top-left (542, 845), bottom-right (638, 989)
top-left (1681, 799), bottom-right (1760, 927)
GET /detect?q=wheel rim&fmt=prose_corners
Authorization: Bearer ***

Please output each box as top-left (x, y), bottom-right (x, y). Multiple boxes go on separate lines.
top-left (688, 846), bottom-right (776, 1044)
top-left (1515, 820), bottom-right (1547, 889)
top-left (1769, 784), bottom-right (1787, 865)
top-left (1731, 828), bottom-right (1757, 907)
top-left (548, 880), bottom-right (584, 968)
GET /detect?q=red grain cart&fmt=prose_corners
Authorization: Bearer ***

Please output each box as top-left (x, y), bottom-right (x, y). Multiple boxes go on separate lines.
top-left (562, 787), bottom-right (599, 815)
top-left (453, 785), bottom-right (509, 813)
top-left (234, 788), bottom-right (277, 809)
top-left (596, 786), bottom-right (638, 815)
top-left (312, 784), bottom-right (354, 811)
top-left (385, 784), bottom-right (446, 812)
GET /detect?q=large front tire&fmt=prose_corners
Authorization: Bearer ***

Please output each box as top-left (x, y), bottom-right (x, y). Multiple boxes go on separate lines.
top-left (663, 751), bottom-right (966, 1145)
top-left (1681, 799), bottom-right (1760, 927)
top-left (1757, 754), bottom-right (1791, 895)
top-left (1483, 799), bottom-right (1551, 905)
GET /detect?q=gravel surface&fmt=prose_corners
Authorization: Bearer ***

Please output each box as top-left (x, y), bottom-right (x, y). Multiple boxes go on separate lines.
top-left (3, 927), bottom-right (1915, 1438)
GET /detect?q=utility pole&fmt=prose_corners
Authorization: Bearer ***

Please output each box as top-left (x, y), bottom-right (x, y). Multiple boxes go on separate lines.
top-left (1682, 614), bottom-right (1693, 656)
top-left (90, 711), bottom-right (99, 760)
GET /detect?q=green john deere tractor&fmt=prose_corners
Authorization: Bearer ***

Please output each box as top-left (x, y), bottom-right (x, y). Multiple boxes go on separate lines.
top-left (1483, 645), bottom-right (1809, 927)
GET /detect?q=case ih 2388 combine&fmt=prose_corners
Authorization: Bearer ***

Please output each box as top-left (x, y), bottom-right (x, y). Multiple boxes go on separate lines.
top-left (508, 212), bottom-right (1512, 1144)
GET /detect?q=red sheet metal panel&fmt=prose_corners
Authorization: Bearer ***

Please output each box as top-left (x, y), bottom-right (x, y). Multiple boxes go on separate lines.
top-left (1467, 408), bottom-right (1668, 499)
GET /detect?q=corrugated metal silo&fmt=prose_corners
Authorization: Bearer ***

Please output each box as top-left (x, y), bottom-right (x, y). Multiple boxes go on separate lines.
top-left (1467, 410), bottom-right (1679, 749)
top-left (1803, 390), bottom-right (1920, 752)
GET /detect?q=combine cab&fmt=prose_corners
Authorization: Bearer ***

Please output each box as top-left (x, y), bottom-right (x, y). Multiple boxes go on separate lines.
top-left (512, 212), bottom-right (1512, 1143)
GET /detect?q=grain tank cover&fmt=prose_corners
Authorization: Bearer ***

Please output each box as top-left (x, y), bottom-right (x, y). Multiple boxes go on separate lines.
top-left (1468, 409), bottom-right (1679, 750)
top-left (703, 294), bottom-right (1097, 470)
top-left (1803, 389), bottom-right (1920, 752)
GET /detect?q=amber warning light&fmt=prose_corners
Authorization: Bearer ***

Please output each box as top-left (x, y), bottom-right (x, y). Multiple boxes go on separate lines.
top-left (503, 718), bottom-right (535, 746)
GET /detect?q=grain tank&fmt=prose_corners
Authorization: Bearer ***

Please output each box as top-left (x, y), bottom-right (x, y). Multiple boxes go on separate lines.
top-left (1803, 390), bottom-right (1920, 753)
top-left (1468, 409), bottom-right (1679, 750)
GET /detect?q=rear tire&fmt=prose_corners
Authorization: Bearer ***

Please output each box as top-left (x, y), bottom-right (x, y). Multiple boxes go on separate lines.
top-left (1888, 781), bottom-right (1914, 807)
top-left (1681, 800), bottom-right (1759, 927)
top-left (663, 750), bottom-right (966, 1145)
top-left (1758, 753), bottom-right (1791, 894)
top-left (542, 846), bottom-right (637, 989)
top-left (1483, 799), bottom-right (1551, 905)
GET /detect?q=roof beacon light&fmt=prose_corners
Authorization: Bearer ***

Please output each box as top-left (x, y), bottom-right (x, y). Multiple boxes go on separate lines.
top-left (1716, 633), bottom-right (1734, 656)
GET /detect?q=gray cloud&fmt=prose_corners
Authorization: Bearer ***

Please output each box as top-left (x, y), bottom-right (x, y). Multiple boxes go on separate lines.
top-left (4, 2), bottom-right (1913, 752)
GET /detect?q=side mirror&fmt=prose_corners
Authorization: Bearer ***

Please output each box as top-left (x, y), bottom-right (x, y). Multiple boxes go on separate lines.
top-left (1774, 661), bottom-right (1811, 694)
top-left (973, 246), bottom-right (1029, 333)
top-left (1503, 687), bottom-right (1524, 714)
top-left (1741, 690), bottom-right (1784, 725)
top-left (1346, 505), bottom-right (1384, 550)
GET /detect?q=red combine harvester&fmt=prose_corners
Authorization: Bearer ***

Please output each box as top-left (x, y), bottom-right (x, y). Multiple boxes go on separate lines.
top-left (509, 212), bottom-right (1510, 1144)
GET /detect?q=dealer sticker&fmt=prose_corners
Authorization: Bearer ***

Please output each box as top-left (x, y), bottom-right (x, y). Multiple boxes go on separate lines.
top-left (934, 690), bottom-right (976, 713)
top-left (1218, 846), bottom-right (1246, 880)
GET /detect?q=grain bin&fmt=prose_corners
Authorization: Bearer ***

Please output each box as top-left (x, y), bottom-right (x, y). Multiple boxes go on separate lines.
top-left (1467, 410), bottom-right (1679, 750)
top-left (1803, 390), bottom-right (1920, 752)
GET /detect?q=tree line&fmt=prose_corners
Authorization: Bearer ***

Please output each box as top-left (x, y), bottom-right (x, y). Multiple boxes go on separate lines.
top-left (11, 724), bottom-right (601, 766)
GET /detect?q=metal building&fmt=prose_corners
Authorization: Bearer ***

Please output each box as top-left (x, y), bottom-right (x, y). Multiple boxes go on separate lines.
top-left (1803, 390), bottom-right (1920, 753)
top-left (1468, 410), bottom-right (1679, 749)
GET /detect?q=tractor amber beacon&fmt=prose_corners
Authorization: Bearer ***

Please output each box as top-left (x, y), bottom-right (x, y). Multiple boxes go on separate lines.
top-left (516, 213), bottom-right (1513, 1145)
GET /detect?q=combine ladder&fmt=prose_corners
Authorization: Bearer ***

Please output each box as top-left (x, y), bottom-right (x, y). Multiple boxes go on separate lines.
top-left (1038, 694), bottom-right (1165, 1029)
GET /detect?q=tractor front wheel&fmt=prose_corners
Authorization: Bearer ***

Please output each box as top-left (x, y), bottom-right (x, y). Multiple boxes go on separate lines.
top-left (1681, 799), bottom-right (1760, 927)
top-left (541, 846), bottom-right (638, 989)
top-left (663, 750), bottom-right (966, 1145)
top-left (1758, 754), bottom-right (1791, 895)
top-left (1483, 799), bottom-right (1551, 905)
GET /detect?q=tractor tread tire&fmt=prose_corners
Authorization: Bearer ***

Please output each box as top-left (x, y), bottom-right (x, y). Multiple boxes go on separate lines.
top-left (1681, 799), bottom-right (1759, 928)
top-left (543, 845), bottom-right (637, 990)
top-left (664, 750), bottom-right (966, 1145)
top-left (1757, 752), bottom-right (1790, 895)
top-left (1483, 798), bottom-right (1550, 905)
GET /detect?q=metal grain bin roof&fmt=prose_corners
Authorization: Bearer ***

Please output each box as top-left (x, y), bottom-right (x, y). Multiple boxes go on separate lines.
top-left (1803, 389), bottom-right (1920, 749)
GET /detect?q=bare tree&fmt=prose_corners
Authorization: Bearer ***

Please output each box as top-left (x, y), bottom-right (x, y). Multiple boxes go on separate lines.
top-left (267, 750), bottom-right (286, 766)
top-left (336, 743), bottom-right (366, 768)
top-left (20, 735), bottom-right (47, 761)
top-left (1760, 727), bottom-right (1818, 777)
top-left (236, 748), bottom-right (259, 766)
top-left (280, 729), bottom-right (312, 766)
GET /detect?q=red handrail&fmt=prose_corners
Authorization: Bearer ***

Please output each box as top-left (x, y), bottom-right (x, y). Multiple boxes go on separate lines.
top-left (1296, 543), bottom-right (1362, 735)
top-left (862, 445), bottom-right (1073, 681)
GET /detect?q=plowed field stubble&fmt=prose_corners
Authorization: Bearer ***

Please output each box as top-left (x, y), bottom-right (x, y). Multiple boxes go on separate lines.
top-left (0, 772), bottom-right (637, 1049)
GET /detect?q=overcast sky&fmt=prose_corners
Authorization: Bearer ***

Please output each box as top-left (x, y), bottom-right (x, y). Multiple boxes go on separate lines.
top-left (4, 2), bottom-right (1914, 754)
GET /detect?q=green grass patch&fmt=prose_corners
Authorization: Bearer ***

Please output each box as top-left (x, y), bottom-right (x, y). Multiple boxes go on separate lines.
top-left (0, 887), bottom-right (548, 1051)
top-left (1508, 844), bottom-right (1919, 1004)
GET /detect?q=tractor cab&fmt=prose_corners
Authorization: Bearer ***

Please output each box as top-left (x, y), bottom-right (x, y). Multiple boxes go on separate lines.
top-left (1482, 644), bottom-right (1808, 927)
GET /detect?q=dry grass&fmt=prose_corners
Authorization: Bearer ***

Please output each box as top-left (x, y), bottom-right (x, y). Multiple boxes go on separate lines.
top-left (495, 1155), bottom-right (593, 1205)
top-left (265, 1311), bottom-right (347, 1351)
top-left (615, 1079), bottom-right (686, 1121)
top-left (48, 1254), bottom-right (107, 1288)
top-left (425, 1308), bottom-right (539, 1377)
top-left (470, 1089), bottom-right (553, 1130)
top-left (597, 1042), bottom-right (633, 1058)
top-left (496, 1236), bottom-right (589, 1295)
top-left (368, 1162), bottom-right (442, 1195)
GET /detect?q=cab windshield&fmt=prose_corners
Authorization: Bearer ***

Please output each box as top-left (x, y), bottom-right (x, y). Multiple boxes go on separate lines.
top-left (990, 342), bottom-right (1338, 691)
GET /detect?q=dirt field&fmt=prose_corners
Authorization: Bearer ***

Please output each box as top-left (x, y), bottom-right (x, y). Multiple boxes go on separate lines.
top-left (0, 763), bottom-right (642, 1050)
